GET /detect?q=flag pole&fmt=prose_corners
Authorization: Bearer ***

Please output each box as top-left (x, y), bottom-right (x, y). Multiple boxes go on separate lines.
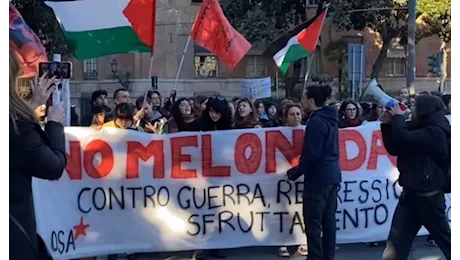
top-left (136, 1), bottom-right (156, 127)
top-left (302, 52), bottom-right (315, 91)
top-left (302, 4), bottom-right (328, 92)
top-left (173, 35), bottom-right (192, 91)
top-left (275, 70), bottom-right (279, 101)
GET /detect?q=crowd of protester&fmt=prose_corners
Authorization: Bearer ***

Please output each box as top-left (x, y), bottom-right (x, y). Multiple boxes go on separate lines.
top-left (73, 86), bottom-right (451, 138)
top-left (65, 86), bottom-right (451, 259)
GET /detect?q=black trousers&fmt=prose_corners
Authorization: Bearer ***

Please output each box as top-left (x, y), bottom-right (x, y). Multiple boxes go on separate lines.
top-left (303, 184), bottom-right (339, 260)
top-left (384, 191), bottom-right (451, 260)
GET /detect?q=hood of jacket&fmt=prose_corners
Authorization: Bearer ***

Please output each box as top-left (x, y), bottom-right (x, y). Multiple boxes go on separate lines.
top-left (310, 106), bottom-right (339, 127)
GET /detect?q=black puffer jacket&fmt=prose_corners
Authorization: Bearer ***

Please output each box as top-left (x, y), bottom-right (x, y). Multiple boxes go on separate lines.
top-left (10, 119), bottom-right (66, 259)
top-left (381, 111), bottom-right (450, 193)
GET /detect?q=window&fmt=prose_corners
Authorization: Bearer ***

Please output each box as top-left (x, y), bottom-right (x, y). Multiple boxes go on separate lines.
top-left (384, 57), bottom-right (406, 76)
top-left (83, 58), bottom-right (98, 80)
top-left (194, 56), bottom-right (218, 78)
top-left (17, 77), bottom-right (33, 98)
top-left (246, 56), bottom-right (267, 77)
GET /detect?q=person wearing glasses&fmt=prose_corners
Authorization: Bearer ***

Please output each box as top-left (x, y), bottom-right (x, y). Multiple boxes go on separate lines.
top-left (338, 100), bottom-right (363, 128)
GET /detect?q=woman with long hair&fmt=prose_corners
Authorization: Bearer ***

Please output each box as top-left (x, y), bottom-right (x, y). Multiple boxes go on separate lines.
top-left (167, 98), bottom-right (200, 133)
top-left (338, 100), bottom-right (363, 128)
top-left (254, 100), bottom-right (269, 124)
top-left (194, 96), bottom-right (232, 260)
top-left (234, 98), bottom-right (261, 129)
top-left (198, 96), bottom-right (233, 131)
top-left (278, 105), bottom-right (309, 257)
top-left (90, 104), bottom-right (110, 130)
top-left (10, 50), bottom-right (67, 260)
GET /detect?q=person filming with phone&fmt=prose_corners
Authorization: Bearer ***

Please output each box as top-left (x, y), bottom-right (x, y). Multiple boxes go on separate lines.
top-left (380, 95), bottom-right (451, 260)
top-left (9, 50), bottom-right (67, 259)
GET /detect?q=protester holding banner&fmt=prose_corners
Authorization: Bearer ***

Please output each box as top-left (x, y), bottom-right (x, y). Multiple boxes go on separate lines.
top-left (234, 98), bottom-right (262, 129)
top-left (135, 96), bottom-right (167, 133)
top-left (9, 50), bottom-right (67, 260)
top-left (80, 90), bottom-right (110, 126)
top-left (166, 97), bottom-right (200, 133)
top-left (254, 100), bottom-right (269, 124)
top-left (283, 103), bottom-right (303, 127)
top-left (287, 85), bottom-right (341, 260)
top-left (262, 102), bottom-right (281, 128)
top-left (338, 100), bottom-right (363, 128)
top-left (198, 96), bottom-right (233, 131)
top-left (278, 102), bottom-right (308, 257)
top-left (381, 95), bottom-right (451, 260)
top-left (103, 103), bottom-right (146, 132)
top-left (195, 96), bottom-right (233, 259)
top-left (89, 104), bottom-right (110, 130)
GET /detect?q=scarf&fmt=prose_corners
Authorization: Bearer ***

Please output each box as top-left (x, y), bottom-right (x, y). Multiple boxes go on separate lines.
top-left (344, 116), bottom-right (362, 127)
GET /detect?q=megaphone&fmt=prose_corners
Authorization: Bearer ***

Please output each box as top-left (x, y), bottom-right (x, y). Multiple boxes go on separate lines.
top-left (360, 79), bottom-right (399, 109)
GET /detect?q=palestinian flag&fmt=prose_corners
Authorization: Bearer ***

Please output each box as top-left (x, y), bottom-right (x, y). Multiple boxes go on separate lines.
top-left (45, 0), bottom-right (156, 59)
top-left (272, 7), bottom-right (328, 75)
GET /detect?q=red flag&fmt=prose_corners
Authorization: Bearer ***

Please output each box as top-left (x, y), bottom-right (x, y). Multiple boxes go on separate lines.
top-left (191, 0), bottom-right (251, 69)
top-left (123, 0), bottom-right (156, 49)
top-left (9, 3), bottom-right (47, 78)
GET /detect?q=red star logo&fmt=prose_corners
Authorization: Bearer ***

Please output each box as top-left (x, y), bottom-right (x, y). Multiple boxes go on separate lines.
top-left (73, 216), bottom-right (90, 240)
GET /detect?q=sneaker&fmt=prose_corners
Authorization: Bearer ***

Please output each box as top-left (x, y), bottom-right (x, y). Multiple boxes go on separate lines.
top-left (192, 250), bottom-right (204, 260)
top-left (297, 245), bottom-right (308, 256)
top-left (366, 242), bottom-right (379, 247)
top-left (278, 247), bottom-right (290, 257)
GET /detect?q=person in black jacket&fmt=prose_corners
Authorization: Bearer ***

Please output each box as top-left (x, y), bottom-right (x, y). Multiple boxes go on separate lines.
top-left (9, 50), bottom-right (66, 260)
top-left (381, 95), bottom-right (451, 260)
top-left (287, 85), bottom-right (342, 260)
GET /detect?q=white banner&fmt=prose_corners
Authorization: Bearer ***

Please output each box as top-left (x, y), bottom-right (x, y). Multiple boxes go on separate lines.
top-left (33, 121), bottom-right (451, 259)
top-left (241, 77), bottom-right (271, 99)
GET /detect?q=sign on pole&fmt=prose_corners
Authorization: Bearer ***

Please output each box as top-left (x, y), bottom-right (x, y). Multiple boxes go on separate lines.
top-left (347, 44), bottom-right (366, 100)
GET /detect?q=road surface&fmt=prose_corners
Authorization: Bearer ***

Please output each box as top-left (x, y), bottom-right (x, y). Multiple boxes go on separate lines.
top-left (106, 237), bottom-right (445, 260)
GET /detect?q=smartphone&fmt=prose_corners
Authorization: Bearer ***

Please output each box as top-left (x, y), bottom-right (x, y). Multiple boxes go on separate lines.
top-left (38, 61), bottom-right (72, 79)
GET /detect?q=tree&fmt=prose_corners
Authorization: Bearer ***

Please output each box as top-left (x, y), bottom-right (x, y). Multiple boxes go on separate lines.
top-left (12, 0), bottom-right (68, 57)
top-left (328, 0), bottom-right (409, 79)
top-left (417, 0), bottom-right (451, 43)
top-left (329, 0), bottom-right (450, 80)
top-left (417, 0), bottom-right (450, 91)
top-left (221, 0), bottom-right (326, 98)
top-left (324, 39), bottom-right (348, 99)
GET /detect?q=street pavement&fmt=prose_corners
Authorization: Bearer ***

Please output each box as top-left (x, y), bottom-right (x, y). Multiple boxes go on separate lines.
top-left (110, 236), bottom-right (445, 260)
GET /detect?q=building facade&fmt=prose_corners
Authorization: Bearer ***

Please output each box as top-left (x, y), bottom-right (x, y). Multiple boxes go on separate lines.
top-left (51, 0), bottom-right (450, 118)
top-left (70, 1), bottom-right (451, 82)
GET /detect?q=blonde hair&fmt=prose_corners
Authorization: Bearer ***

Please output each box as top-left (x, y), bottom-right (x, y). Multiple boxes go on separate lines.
top-left (9, 50), bottom-right (37, 133)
